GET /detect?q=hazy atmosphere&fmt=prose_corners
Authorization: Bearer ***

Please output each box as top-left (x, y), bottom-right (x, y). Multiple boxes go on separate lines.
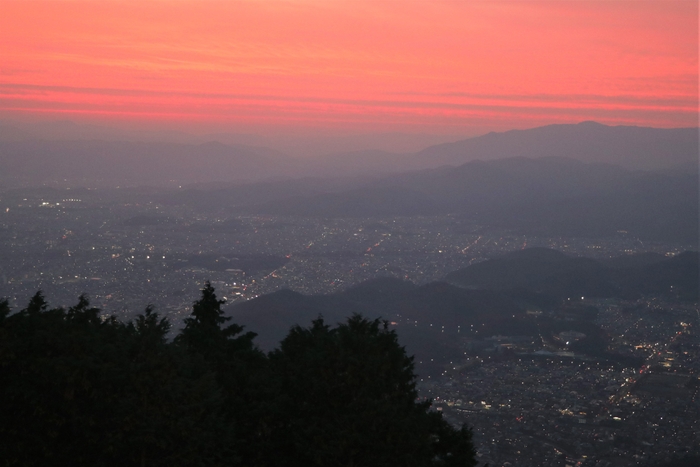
top-left (0, 2), bottom-right (698, 467)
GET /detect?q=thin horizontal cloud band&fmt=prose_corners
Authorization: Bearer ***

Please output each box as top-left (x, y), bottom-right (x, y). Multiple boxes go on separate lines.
top-left (1, 83), bottom-right (695, 116)
top-left (2, 100), bottom-right (692, 130)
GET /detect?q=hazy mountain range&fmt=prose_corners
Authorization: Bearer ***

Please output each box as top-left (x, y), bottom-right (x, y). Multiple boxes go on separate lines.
top-left (413, 121), bottom-right (698, 171)
top-left (170, 156), bottom-right (695, 243)
top-left (2, 121), bottom-right (696, 243)
top-left (0, 121), bottom-right (696, 187)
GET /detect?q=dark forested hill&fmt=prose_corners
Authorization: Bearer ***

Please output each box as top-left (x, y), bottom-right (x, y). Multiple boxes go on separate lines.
top-left (230, 277), bottom-right (529, 356)
top-left (228, 249), bottom-right (696, 371)
top-left (444, 248), bottom-right (699, 301)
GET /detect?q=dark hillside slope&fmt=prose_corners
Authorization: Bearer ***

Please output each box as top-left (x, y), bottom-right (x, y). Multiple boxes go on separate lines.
top-left (230, 277), bottom-right (529, 360)
top-left (445, 248), bottom-right (699, 301)
top-left (444, 248), bottom-right (615, 298)
top-left (614, 251), bottom-right (699, 301)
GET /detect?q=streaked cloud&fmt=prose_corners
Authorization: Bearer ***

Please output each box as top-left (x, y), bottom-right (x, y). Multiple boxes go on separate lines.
top-left (0, 0), bottom-right (696, 133)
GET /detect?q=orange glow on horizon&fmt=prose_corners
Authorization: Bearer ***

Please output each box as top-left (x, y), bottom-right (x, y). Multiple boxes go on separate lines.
top-left (0, 0), bottom-right (697, 134)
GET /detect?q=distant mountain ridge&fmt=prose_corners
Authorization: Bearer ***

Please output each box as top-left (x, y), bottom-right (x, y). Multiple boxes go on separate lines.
top-left (0, 121), bottom-right (696, 187)
top-left (414, 121), bottom-right (698, 171)
top-left (2, 123), bottom-right (697, 243)
top-left (245, 157), bottom-right (698, 243)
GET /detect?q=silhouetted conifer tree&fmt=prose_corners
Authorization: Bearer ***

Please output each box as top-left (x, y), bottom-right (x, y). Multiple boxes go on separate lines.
top-left (176, 282), bottom-right (265, 464)
top-left (261, 315), bottom-right (477, 467)
top-left (0, 293), bottom-right (225, 467)
top-left (0, 287), bottom-right (478, 467)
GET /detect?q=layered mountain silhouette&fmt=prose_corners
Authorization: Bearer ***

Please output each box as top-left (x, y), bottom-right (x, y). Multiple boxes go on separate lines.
top-left (227, 248), bottom-right (696, 369)
top-left (245, 157), bottom-right (698, 243)
top-left (0, 121), bottom-right (696, 187)
top-left (3, 122), bottom-right (696, 242)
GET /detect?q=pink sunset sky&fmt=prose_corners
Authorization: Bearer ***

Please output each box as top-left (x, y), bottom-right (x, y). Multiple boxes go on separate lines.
top-left (0, 0), bottom-right (697, 138)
